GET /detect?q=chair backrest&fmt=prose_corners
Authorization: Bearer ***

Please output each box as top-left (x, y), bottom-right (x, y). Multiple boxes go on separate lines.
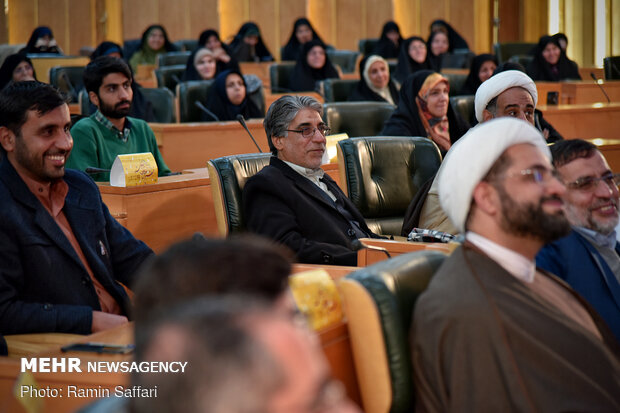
top-left (358, 38), bottom-right (379, 55)
top-left (322, 78), bottom-right (358, 102)
top-left (326, 49), bottom-right (360, 73)
top-left (449, 94), bottom-right (475, 125)
top-left (140, 87), bottom-right (176, 123)
top-left (269, 62), bottom-right (296, 93)
top-left (603, 56), bottom-right (620, 80)
top-left (508, 54), bottom-right (534, 68)
top-left (173, 39), bottom-right (198, 52)
top-left (207, 153), bottom-right (272, 236)
top-left (323, 101), bottom-right (395, 137)
top-left (157, 51), bottom-right (191, 68)
top-left (388, 60), bottom-right (397, 77)
top-left (177, 75), bottom-right (264, 123)
top-left (339, 249), bottom-right (447, 413)
top-left (493, 42), bottom-right (536, 63)
top-left (441, 72), bottom-right (468, 95)
top-left (78, 88), bottom-right (90, 115)
top-left (155, 64), bottom-right (186, 92)
top-left (123, 39), bottom-right (141, 61)
top-left (49, 66), bottom-right (85, 103)
top-left (337, 136), bottom-right (442, 236)
top-left (441, 51), bottom-right (475, 69)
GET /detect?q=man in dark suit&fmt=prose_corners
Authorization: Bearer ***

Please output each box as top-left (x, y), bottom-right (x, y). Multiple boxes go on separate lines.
top-left (243, 95), bottom-right (379, 265)
top-left (537, 139), bottom-right (620, 340)
top-left (0, 81), bottom-right (152, 335)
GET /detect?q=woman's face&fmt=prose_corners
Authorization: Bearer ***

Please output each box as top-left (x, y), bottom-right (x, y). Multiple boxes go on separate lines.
top-left (307, 46), bottom-right (326, 69)
top-left (13, 61), bottom-right (35, 82)
top-left (196, 55), bottom-right (217, 80)
top-left (147, 28), bottom-right (165, 50)
top-left (226, 73), bottom-right (246, 105)
top-left (296, 24), bottom-right (313, 44)
top-left (386, 30), bottom-right (399, 45)
top-left (425, 81), bottom-right (449, 118)
top-left (478, 60), bottom-right (497, 83)
top-left (430, 32), bottom-right (449, 56)
top-left (408, 40), bottom-right (427, 63)
top-left (542, 42), bottom-right (561, 65)
top-left (368, 61), bottom-right (389, 89)
top-left (206, 35), bottom-right (221, 50)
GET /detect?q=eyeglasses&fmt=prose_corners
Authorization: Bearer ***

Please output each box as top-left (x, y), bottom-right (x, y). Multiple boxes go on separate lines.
top-left (565, 173), bottom-right (620, 192)
top-left (504, 166), bottom-right (561, 185)
top-left (286, 125), bottom-right (330, 138)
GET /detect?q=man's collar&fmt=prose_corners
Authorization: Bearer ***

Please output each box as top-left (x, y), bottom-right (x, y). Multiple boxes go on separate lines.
top-left (574, 226), bottom-right (617, 250)
top-left (93, 110), bottom-right (132, 142)
top-left (281, 160), bottom-right (324, 180)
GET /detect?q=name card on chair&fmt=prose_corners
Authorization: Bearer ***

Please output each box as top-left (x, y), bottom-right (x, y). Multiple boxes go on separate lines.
top-left (289, 269), bottom-right (343, 331)
top-left (323, 133), bottom-right (348, 164)
top-left (110, 153), bottom-right (158, 187)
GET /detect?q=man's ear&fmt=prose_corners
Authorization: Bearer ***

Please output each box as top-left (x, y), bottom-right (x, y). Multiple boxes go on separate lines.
top-left (272, 136), bottom-right (284, 151)
top-left (482, 109), bottom-right (494, 122)
top-left (0, 126), bottom-right (16, 154)
top-left (472, 181), bottom-right (500, 216)
top-left (88, 91), bottom-right (100, 107)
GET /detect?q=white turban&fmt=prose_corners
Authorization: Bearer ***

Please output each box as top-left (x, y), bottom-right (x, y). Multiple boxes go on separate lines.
top-left (438, 117), bottom-right (549, 232)
top-left (474, 70), bottom-right (538, 123)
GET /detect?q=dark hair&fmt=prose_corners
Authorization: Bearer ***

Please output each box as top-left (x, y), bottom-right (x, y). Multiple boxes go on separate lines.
top-left (90, 41), bottom-right (124, 60)
top-left (132, 234), bottom-right (293, 324)
top-left (83, 56), bottom-right (132, 94)
top-left (550, 139), bottom-right (598, 168)
top-left (139, 24), bottom-right (176, 52)
top-left (264, 95), bottom-right (322, 155)
top-left (0, 81), bottom-right (67, 136)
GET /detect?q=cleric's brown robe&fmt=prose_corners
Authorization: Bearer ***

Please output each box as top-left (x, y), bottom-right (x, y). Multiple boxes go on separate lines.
top-left (412, 244), bottom-right (620, 413)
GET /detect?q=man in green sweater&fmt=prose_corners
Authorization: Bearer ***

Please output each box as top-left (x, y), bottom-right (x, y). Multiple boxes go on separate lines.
top-left (67, 56), bottom-right (170, 181)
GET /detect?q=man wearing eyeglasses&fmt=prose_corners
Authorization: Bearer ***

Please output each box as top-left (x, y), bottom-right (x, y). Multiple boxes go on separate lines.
top-left (243, 95), bottom-right (379, 265)
top-left (412, 119), bottom-right (620, 411)
top-left (537, 139), bottom-right (620, 340)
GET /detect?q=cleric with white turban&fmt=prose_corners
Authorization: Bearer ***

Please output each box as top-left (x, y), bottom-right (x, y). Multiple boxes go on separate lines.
top-left (474, 70), bottom-right (538, 123)
top-left (438, 117), bottom-right (549, 232)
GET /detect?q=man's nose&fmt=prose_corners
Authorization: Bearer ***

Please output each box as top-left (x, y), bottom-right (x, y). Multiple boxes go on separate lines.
top-left (56, 130), bottom-right (73, 151)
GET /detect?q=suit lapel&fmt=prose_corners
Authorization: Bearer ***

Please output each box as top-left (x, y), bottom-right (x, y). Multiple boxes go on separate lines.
top-left (576, 233), bottom-right (620, 311)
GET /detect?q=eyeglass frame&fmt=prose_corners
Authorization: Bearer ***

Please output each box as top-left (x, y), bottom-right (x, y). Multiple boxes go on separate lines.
top-left (286, 125), bottom-right (331, 138)
top-left (564, 172), bottom-right (620, 192)
top-left (501, 166), bottom-right (562, 185)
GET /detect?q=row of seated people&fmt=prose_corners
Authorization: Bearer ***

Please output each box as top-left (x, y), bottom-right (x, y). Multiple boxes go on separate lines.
top-left (0, 78), bottom-right (618, 411)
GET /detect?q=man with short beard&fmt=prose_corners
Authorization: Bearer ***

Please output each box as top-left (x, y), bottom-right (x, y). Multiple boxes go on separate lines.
top-left (67, 56), bottom-right (170, 181)
top-left (537, 139), bottom-right (620, 340)
top-left (412, 118), bottom-right (620, 412)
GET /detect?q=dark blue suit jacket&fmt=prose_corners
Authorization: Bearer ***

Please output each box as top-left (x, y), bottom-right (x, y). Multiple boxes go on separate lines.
top-left (537, 230), bottom-right (620, 341)
top-left (0, 160), bottom-right (153, 335)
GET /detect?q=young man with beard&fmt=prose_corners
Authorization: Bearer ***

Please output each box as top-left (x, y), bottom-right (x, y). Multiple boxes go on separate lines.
top-left (412, 118), bottom-right (620, 411)
top-left (537, 139), bottom-right (620, 341)
top-left (0, 81), bottom-right (152, 334)
top-left (67, 56), bottom-right (170, 181)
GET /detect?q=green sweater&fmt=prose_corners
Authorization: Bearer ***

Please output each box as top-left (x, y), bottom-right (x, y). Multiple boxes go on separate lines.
top-left (67, 114), bottom-right (171, 182)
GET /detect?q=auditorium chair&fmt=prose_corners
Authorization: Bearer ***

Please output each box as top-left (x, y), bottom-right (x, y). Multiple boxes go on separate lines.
top-left (603, 56), bottom-right (620, 80)
top-left (339, 249), bottom-right (447, 413)
top-left (177, 75), bottom-right (265, 123)
top-left (449, 95), bottom-right (476, 125)
top-left (207, 153), bottom-right (272, 236)
top-left (323, 102), bottom-right (395, 137)
top-left (358, 38), bottom-right (379, 56)
top-left (155, 64), bottom-right (186, 93)
top-left (326, 49), bottom-right (360, 73)
top-left (493, 42), bottom-right (536, 63)
top-left (122, 39), bottom-right (141, 61)
top-left (441, 72), bottom-right (467, 95)
top-left (387, 60), bottom-right (397, 77)
top-left (337, 136), bottom-right (441, 236)
top-left (269, 62), bottom-right (296, 93)
top-left (78, 87), bottom-right (176, 123)
top-left (49, 66), bottom-right (85, 103)
top-left (321, 78), bottom-right (358, 102)
top-left (173, 39), bottom-right (198, 52)
top-left (508, 54), bottom-right (534, 69)
top-left (441, 50), bottom-right (475, 69)
top-left (157, 51), bottom-right (191, 68)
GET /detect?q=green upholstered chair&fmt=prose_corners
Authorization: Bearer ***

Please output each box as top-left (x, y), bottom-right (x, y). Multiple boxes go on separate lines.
top-left (172, 39), bottom-right (198, 52)
top-left (154, 64), bottom-right (186, 93)
top-left (441, 72), bottom-right (468, 95)
top-left (207, 153), bottom-right (272, 236)
top-left (157, 51), bottom-right (191, 68)
top-left (603, 56), bottom-right (620, 80)
top-left (49, 66), bottom-right (85, 103)
top-left (449, 94), bottom-right (476, 125)
top-left (358, 38), bottom-right (379, 56)
top-left (441, 51), bottom-right (475, 69)
top-left (339, 249), bottom-right (447, 413)
top-left (337, 136), bottom-right (442, 236)
top-left (140, 87), bottom-right (176, 123)
top-left (508, 54), bottom-right (534, 68)
top-left (323, 102), bottom-right (395, 137)
top-left (493, 42), bottom-right (536, 63)
top-left (269, 62), bottom-right (296, 93)
top-left (322, 78), bottom-right (358, 102)
top-left (326, 49), bottom-right (360, 73)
